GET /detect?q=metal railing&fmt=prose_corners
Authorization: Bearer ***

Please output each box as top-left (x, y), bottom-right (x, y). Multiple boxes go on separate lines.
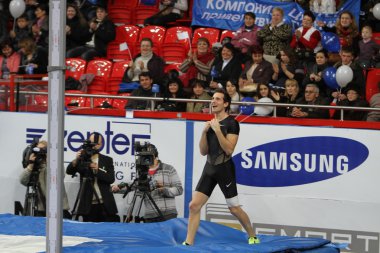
top-left (7, 90), bottom-right (380, 122)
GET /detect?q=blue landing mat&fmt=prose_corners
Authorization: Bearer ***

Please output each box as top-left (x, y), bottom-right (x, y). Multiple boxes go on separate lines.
top-left (0, 214), bottom-right (340, 252)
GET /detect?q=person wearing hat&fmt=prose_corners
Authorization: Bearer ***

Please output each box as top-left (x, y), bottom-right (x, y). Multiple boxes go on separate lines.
top-left (333, 85), bottom-right (369, 121)
top-left (231, 12), bottom-right (260, 59)
top-left (290, 10), bottom-right (322, 65)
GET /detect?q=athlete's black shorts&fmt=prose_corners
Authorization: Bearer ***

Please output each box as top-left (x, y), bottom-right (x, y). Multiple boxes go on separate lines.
top-left (195, 159), bottom-right (238, 199)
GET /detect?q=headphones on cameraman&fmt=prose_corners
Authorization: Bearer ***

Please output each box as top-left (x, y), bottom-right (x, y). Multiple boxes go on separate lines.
top-left (147, 144), bottom-right (158, 158)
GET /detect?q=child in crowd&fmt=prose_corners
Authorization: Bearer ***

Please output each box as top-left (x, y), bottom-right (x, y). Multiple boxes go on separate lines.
top-left (9, 14), bottom-right (32, 51)
top-left (357, 25), bottom-right (380, 68)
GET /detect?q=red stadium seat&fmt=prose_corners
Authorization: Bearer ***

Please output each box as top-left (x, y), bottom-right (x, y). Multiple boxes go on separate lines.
top-left (107, 61), bottom-right (129, 94)
top-left (115, 25), bottom-right (141, 44)
top-left (85, 59), bottom-right (113, 93)
top-left (133, 4), bottom-right (159, 26)
top-left (107, 0), bottom-right (138, 8)
top-left (220, 30), bottom-right (235, 43)
top-left (66, 58), bottom-right (87, 80)
top-left (161, 26), bottom-right (192, 63)
top-left (366, 68), bottom-right (380, 101)
top-left (135, 26), bottom-right (166, 56)
top-left (84, 92), bottom-right (113, 108)
top-left (65, 90), bottom-right (87, 107)
top-left (107, 25), bottom-right (140, 61)
top-left (112, 93), bottom-right (131, 109)
top-left (108, 8), bottom-right (132, 25)
top-left (372, 33), bottom-right (380, 45)
top-left (107, 42), bottom-right (134, 62)
top-left (107, 0), bottom-right (138, 25)
top-left (192, 27), bottom-right (220, 49)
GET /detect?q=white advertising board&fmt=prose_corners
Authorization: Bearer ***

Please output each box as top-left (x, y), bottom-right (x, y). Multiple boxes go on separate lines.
top-left (0, 112), bottom-right (187, 218)
top-left (1, 112), bottom-right (379, 252)
top-left (192, 122), bottom-right (380, 253)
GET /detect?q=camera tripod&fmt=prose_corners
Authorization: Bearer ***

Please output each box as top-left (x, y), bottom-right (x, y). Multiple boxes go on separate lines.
top-left (71, 175), bottom-right (105, 221)
top-left (124, 180), bottom-right (164, 223)
top-left (23, 170), bottom-right (44, 216)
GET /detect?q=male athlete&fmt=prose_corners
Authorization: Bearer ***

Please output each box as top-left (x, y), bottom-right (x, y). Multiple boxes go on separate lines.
top-left (183, 88), bottom-right (259, 245)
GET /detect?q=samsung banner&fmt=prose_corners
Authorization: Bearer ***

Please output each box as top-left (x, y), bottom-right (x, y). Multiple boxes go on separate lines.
top-left (0, 112), bottom-right (379, 252)
top-left (191, 0), bottom-right (360, 31)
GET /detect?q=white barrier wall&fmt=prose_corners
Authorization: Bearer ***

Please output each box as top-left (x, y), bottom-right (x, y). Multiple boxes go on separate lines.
top-left (0, 112), bottom-right (379, 252)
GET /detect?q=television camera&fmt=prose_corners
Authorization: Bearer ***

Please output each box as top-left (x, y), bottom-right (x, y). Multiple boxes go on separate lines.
top-left (120, 141), bottom-right (164, 222)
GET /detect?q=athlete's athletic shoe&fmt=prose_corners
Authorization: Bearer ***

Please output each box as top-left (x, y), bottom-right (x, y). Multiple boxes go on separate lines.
top-left (182, 241), bottom-right (191, 246)
top-left (248, 236), bottom-right (260, 244)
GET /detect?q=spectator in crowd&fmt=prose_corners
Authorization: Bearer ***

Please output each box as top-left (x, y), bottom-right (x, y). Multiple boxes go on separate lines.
top-left (239, 45), bottom-right (273, 92)
top-left (209, 43), bottom-right (242, 90)
top-left (125, 72), bottom-right (159, 110)
top-left (367, 82), bottom-right (380, 121)
top-left (80, 0), bottom-right (107, 21)
top-left (0, 40), bottom-right (21, 79)
top-left (225, 79), bottom-right (241, 114)
top-left (272, 78), bottom-right (303, 117)
top-left (158, 78), bottom-right (188, 112)
top-left (317, 10), bottom-right (360, 61)
top-left (66, 5), bottom-right (115, 61)
top-left (291, 83), bottom-right (330, 119)
top-left (65, 4), bottom-right (91, 52)
top-left (122, 38), bottom-right (165, 86)
top-left (9, 14), bottom-right (32, 51)
top-left (66, 132), bottom-right (118, 222)
top-left (231, 12), bottom-right (260, 59)
top-left (257, 7), bottom-right (292, 64)
top-left (256, 83), bottom-right (275, 101)
top-left (290, 10), bottom-right (322, 66)
top-left (333, 46), bottom-right (365, 97)
top-left (31, 3), bottom-right (49, 48)
top-left (0, 40), bottom-right (21, 105)
top-left (180, 37), bottom-right (215, 88)
top-left (144, 0), bottom-right (188, 27)
top-left (186, 79), bottom-right (211, 113)
top-left (18, 37), bottom-right (48, 75)
top-left (272, 47), bottom-right (297, 88)
top-left (357, 26), bottom-right (380, 68)
top-left (333, 86), bottom-right (369, 120)
top-left (361, 0), bottom-right (380, 32)
top-left (24, 0), bottom-right (38, 23)
top-left (310, 0), bottom-right (336, 14)
top-left (112, 143), bottom-right (183, 222)
top-left (302, 49), bottom-right (330, 97)
top-left (20, 140), bottom-right (71, 218)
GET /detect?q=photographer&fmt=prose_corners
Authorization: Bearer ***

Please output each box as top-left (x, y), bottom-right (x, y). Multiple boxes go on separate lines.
top-left (66, 132), bottom-right (118, 222)
top-left (20, 140), bottom-right (71, 218)
top-left (112, 143), bottom-right (183, 223)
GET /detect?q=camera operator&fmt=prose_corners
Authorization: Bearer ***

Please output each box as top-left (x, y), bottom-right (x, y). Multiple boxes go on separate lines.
top-left (112, 143), bottom-right (183, 223)
top-left (66, 132), bottom-right (118, 222)
top-left (20, 140), bottom-right (71, 218)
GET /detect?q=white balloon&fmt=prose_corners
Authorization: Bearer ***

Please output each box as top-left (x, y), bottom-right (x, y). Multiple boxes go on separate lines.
top-left (9, 0), bottom-right (26, 19)
top-left (336, 65), bottom-right (353, 88)
top-left (254, 97), bottom-right (274, 116)
top-left (373, 3), bottom-right (380, 20)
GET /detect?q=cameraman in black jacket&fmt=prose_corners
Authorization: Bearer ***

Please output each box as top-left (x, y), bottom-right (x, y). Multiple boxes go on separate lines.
top-left (66, 132), bottom-right (118, 222)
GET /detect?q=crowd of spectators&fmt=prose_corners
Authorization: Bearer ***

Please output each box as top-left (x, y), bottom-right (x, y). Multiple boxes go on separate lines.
top-left (0, 0), bottom-right (379, 121)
